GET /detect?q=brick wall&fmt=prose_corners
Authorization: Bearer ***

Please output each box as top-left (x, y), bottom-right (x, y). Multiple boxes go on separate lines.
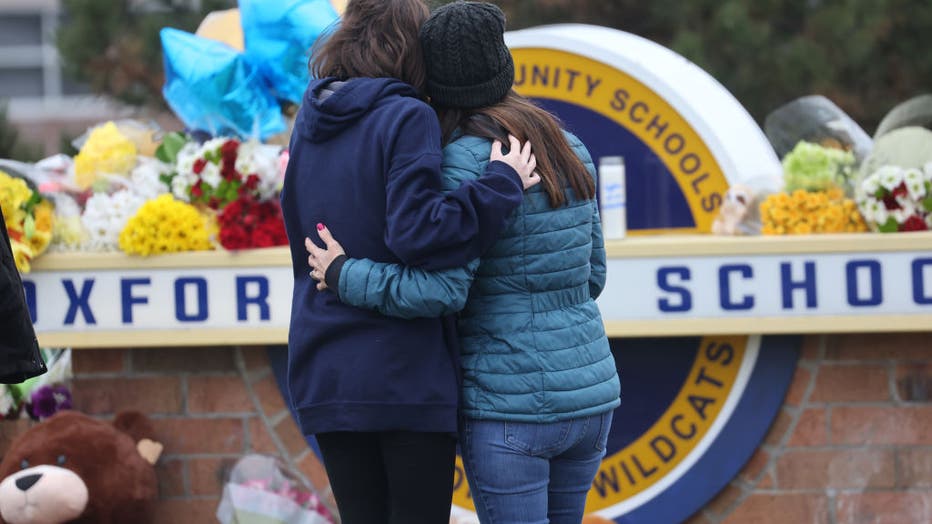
top-left (688, 333), bottom-right (932, 524)
top-left (22, 346), bottom-right (332, 524)
top-left (2, 334), bottom-right (930, 524)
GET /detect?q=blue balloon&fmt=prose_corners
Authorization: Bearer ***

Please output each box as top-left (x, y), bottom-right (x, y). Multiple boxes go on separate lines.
top-left (240, 0), bottom-right (339, 104)
top-left (160, 28), bottom-right (286, 140)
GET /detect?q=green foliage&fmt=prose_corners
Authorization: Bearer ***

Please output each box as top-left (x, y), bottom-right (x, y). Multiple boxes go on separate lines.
top-left (436, 0), bottom-right (932, 132)
top-left (57, 0), bottom-right (235, 107)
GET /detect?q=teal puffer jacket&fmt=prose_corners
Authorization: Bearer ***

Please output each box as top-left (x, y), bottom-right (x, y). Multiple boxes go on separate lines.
top-left (335, 131), bottom-right (620, 423)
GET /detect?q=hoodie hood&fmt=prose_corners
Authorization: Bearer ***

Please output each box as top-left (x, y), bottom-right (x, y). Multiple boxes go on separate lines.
top-left (298, 78), bottom-right (421, 143)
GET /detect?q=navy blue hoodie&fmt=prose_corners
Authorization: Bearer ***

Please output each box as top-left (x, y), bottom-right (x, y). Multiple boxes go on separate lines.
top-left (281, 78), bottom-right (524, 435)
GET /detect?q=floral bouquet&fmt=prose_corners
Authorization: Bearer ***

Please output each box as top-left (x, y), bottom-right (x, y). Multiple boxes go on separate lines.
top-left (760, 141), bottom-right (868, 236)
top-left (216, 455), bottom-right (334, 524)
top-left (118, 194), bottom-right (214, 256)
top-left (857, 164), bottom-right (932, 232)
top-left (1, 169), bottom-right (54, 272)
top-left (165, 135), bottom-right (282, 210)
top-left (217, 196), bottom-right (288, 250)
top-left (761, 188), bottom-right (867, 235)
top-left (781, 141), bottom-right (856, 193)
top-left (1, 349), bottom-right (72, 421)
top-left (72, 121), bottom-right (140, 191)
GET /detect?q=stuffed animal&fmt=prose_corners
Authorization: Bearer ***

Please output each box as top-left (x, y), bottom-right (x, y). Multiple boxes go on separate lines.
top-left (712, 184), bottom-right (761, 235)
top-left (0, 411), bottom-right (162, 524)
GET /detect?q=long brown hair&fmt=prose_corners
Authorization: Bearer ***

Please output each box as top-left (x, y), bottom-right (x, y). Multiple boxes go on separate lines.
top-left (438, 90), bottom-right (595, 208)
top-left (310, 0), bottom-right (429, 92)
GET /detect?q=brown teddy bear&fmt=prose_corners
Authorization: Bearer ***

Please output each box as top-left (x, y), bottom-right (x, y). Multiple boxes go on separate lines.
top-left (0, 411), bottom-right (163, 524)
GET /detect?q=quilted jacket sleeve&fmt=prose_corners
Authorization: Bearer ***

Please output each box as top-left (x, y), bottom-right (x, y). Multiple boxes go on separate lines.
top-left (335, 258), bottom-right (479, 320)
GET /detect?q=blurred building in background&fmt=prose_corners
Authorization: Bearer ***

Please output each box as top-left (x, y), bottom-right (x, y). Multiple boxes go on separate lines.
top-left (0, 0), bottom-right (135, 154)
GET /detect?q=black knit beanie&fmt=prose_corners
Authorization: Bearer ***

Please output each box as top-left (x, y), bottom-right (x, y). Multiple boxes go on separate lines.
top-left (419, 1), bottom-right (514, 109)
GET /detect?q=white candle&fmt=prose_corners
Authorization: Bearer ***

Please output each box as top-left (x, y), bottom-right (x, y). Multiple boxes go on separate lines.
top-left (599, 156), bottom-right (626, 239)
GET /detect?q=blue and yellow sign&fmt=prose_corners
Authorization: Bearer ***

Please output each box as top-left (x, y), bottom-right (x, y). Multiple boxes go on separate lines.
top-left (451, 25), bottom-right (798, 524)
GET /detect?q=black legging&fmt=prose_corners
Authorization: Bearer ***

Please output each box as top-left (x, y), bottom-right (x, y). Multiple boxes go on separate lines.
top-left (316, 431), bottom-right (457, 524)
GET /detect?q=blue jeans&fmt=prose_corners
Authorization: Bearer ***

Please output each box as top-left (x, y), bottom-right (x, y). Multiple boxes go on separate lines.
top-left (459, 411), bottom-right (613, 524)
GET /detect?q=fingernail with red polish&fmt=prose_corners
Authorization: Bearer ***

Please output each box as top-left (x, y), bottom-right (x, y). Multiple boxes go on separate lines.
top-left (317, 223), bottom-right (324, 231)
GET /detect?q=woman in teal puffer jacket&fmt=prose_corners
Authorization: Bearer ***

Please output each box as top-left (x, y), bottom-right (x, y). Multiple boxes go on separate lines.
top-left (306, 3), bottom-right (620, 522)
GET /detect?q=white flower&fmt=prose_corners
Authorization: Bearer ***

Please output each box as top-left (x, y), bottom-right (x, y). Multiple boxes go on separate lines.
top-left (131, 157), bottom-right (171, 200)
top-left (903, 168), bottom-right (927, 200)
top-left (876, 165), bottom-right (904, 191)
top-left (861, 175), bottom-right (881, 196)
top-left (175, 143), bottom-right (199, 176)
top-left (172, 171), bottom-right (196, 201)
top-left (81, 190), bottom-right (144, 250)
top-left (923, 161), bottom-right (932, 181)
top-left (235, 141), bottom-right (282, 201)
top-left (863, 199), bottom-right (889, 226)
top-left (201, 161), bottom-right (222, 189)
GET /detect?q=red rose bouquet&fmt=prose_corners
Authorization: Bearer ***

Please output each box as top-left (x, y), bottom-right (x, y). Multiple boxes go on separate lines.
top-left (217, 195), bottom-right (288, 250)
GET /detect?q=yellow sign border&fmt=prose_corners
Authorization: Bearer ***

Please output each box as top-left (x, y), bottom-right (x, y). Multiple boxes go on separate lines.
top-left (511, 48), bottom-right (731, 233)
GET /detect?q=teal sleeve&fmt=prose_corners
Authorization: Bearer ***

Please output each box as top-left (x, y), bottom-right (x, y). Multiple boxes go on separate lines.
top-left (336, 257), bottom-right (480, 320)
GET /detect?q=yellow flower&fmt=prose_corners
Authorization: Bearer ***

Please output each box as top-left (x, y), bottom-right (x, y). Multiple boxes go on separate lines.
top-left (0, 171), bottom-right (32, 221)
top-left (9, 239), bottom-right (32, 273)
top-left (119, 194), bottom-right (213, 256)
top-left (73, 122), bottom-right (138, 190)
top-left (826, 187), bottom-right (844, 201)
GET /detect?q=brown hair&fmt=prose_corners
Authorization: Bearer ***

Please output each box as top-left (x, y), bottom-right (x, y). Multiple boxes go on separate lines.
top-left (310, 0), bottom-right (429, 92)
top-left (438, 90), bottom-right (595, 207)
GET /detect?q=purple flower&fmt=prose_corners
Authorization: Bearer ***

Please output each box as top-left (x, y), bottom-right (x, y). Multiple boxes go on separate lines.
top-left (27, 385), bottom-right (72, 420)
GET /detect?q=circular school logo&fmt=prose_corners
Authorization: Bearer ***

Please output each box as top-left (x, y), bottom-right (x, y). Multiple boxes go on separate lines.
top-left (451, 25), bottom-right (799, 524)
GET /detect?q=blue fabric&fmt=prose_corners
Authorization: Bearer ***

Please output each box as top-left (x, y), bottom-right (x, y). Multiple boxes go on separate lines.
top-left (460, 411), bottom-right (613, 524)
top-left (281, 78), bottom-right (525, 435)
top-left (160, 28), bottom-right (285, 140)
top-left (337, 132), bottom-right (620, 422)
top-left (240, 0), bottom-right (339, 104)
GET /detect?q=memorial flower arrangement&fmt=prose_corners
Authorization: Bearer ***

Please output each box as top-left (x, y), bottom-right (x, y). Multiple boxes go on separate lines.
top-left (781, 141), bottom-right (856, 193)
top-left (761, 188), bottom-right (867, 235)
top-left (166, 136), bottom-right (282, 210)
top-left (0, 349), bottom-right (72, 421)
top-left (760, 141), bottom-right (868, 235)
top-left (217, 195), bottom-right (288, 250)
top-left (217, 455), bottom-right (335, 524)
top-left (118, 194), bottom-right (214, 255)
top-left (73, 122), bottom-right (139, 190)
top-left (1, 170), bottom-right (53, 272)
top-left (856, 164), bottom-right (932, 232)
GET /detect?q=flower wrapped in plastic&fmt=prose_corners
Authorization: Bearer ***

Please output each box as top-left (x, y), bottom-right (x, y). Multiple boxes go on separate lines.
top-left (168, 137), bottom-right (283, 209)
top-left (73, 122), bottom-right (139, 190)
top-left (857, 164), bottom-right (932, 232)
top-left (118, 194), bottom-right (214, 256)
top-left (782, 141), bottom-right (857, 193)
top-left (0, 170), bottom-right (54, 272)
top-left (216, 455), bottom-right (334, 524)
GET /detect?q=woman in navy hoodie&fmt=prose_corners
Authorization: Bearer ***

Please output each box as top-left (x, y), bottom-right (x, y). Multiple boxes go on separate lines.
top-left (307, 2), bottom-right (621, 523)
top-left (280, 1), bottom-right (539, 523)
